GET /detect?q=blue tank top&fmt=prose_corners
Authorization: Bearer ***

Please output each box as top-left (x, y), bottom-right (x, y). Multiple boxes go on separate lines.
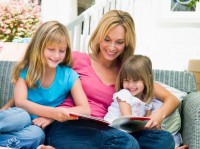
top-left (20, 65), bottom-right (79, 119)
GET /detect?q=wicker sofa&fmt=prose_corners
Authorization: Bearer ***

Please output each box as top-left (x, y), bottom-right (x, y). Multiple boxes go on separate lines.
top-left (0, 60), bottom-right (200, 149)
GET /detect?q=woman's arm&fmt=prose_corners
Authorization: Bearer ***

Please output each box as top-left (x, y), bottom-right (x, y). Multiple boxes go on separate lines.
top-left (0, 98), bottom-right (15, 110)
top-left (145, 82), bottom-right (179, 129)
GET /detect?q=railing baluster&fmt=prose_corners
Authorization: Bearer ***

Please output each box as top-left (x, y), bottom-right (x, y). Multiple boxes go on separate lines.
top-left (66, 0), bottom-right (134, 52)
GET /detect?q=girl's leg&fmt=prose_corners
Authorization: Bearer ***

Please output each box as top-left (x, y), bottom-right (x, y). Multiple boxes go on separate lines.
top-left (0, 125), bottom-right (45, 149)
top-left (0, 107), bottom-right (31, 132)
top-left (45, 120), bottom-right (140, 149)
top-left (131, 129), bottom-right (175, 149)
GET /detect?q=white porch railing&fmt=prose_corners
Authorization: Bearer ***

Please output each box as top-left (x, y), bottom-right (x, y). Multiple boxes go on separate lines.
top-left (66, 0), bottom-right (135, 52)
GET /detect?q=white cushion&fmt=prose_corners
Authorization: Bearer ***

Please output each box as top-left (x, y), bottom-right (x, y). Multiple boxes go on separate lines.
top-left (156, 81), bottom-right (187, 102)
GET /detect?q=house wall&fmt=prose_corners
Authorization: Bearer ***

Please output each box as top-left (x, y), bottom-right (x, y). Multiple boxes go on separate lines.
top-left (134, 1), bottom-right (200, 71)
top-left (41, 0), bottom-right (77, 25)
top-left (136, 23), bottom-right (200, 71)
top-left (2, 0), bottom-right (198, 71)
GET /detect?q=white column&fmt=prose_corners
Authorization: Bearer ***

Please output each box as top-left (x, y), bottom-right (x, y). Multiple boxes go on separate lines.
top-left (41, 0), bottom-right (78, 25)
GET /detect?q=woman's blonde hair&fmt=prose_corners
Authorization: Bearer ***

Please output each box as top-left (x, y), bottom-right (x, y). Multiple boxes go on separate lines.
top-left (115, 55), bottom-right (154, 103)
top-left (88, 10), bottom-right (136, 64)
top-left (12, 21), bottom-right (73, 88)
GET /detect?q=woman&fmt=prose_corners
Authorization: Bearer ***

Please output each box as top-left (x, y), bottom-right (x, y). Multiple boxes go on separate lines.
top-left (44, 10), bottom-right (179, 149)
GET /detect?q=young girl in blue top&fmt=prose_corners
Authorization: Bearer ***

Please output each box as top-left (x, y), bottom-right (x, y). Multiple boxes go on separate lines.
top-left (0, 21), bottom-right (90, 149)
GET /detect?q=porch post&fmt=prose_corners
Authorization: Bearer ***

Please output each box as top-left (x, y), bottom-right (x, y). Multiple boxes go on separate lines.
top-left (41, 0), bottom-right (78, 25)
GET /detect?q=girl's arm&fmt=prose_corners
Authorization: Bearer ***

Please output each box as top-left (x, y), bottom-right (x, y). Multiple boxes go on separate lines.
top-left (117, 97), bottom-right (132, 116)
top-left (14, 78), bottom-right (78, 122)
top-left (0, 98), bottom-right (15, 110)
top-left (33, 78), bottom-right (91, 128)
top-left (145, 82), bottom-right (179, 129)
top-left (64, 78), bottom-right (91, 115)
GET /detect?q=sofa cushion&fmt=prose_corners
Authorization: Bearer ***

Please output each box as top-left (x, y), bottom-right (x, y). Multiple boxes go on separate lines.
top-left (157, 81), bottom-right (187, 102)
top-left (0, 61), bottom-right (16, 108)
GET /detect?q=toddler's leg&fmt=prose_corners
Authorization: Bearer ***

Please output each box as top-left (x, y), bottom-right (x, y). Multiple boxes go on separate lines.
top-left (0, 107), bottom-right (31, 132)
top-left (0, 125), bottom-right (45, 149)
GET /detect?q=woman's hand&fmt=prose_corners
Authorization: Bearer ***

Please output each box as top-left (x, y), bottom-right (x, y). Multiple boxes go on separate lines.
top-left (144, 82), bottom-right (179, 130)
top-left (144, 109), bottom-right (165, 129)
top-left (33, 117), bottom-right (55, 129)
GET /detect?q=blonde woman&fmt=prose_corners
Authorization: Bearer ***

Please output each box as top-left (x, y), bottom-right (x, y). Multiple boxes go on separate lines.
top-left (45, 10), bottom-right (178, 149)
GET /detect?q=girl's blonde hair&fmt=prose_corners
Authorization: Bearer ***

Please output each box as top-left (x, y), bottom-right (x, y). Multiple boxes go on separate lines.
top-left (12, 21), bottom-right (73, 88)
top-left (115, 55), bottom-right (154, 103)
top-left (88, 10), bottom-right (136, 64)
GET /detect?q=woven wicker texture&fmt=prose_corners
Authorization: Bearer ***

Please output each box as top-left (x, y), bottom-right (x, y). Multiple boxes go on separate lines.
top-left (0, 61), bottom-right (16, 107)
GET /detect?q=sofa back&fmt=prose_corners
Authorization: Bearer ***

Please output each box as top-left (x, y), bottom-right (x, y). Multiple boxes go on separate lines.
top-left (153, 69), bottom-right (197, 93)
top-left (0, 61), bottom-right (197, 108)
top-left (0, 61), bottom-right (16, 108)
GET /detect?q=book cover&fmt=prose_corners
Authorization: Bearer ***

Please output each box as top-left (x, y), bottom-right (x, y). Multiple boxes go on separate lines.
top-left (69, 112), bottom-right (150, 132)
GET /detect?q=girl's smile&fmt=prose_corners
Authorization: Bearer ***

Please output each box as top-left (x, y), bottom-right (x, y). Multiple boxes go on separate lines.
top-left (44, 45), bottom-right (67, 68)
top-left (123, 79), bottom-right (144, 99)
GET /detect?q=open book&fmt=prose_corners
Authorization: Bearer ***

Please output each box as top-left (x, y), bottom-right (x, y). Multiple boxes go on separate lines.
top-left (69, 112), bottom-right (150, 132)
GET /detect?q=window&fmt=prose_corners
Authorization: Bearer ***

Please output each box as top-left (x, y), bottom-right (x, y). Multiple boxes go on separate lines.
top-left (159, 0), bottom-right (200, 23)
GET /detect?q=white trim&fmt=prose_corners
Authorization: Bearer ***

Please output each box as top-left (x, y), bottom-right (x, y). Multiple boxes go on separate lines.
top-left (159, 0), bottom-right (200, 24)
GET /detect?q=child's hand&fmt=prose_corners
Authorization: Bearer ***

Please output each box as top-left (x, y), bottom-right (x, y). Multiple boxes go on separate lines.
top-left (55, 107), bottom-right (79, 122)
top-left (33, 117), bottom-right (55, 129)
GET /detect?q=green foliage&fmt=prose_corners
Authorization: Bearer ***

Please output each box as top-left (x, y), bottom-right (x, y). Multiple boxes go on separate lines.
top-left (189, 0), bottom-right (200, 8)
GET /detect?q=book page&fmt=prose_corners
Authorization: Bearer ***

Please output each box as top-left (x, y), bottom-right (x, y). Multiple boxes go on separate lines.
top-left (69, 112), bottom-right (150, 132)
top-left (69, 112), bottom-right (109, 125)
top-left (110, 116), bottom-right (150, 132)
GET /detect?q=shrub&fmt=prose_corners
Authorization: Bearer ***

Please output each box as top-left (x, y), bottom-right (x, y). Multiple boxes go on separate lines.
top-left (0, 0), bottom-right (41, 42)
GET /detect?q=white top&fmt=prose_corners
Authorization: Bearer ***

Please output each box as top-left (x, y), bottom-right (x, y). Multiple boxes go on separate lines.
top-left (104, 89), bottom-right (152, 123)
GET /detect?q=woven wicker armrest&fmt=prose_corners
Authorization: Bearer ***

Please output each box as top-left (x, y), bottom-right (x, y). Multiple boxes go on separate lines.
top-left (182, 92), bottom-right (200, 148)
top-left (0, 61), bottom-right (16, 108)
